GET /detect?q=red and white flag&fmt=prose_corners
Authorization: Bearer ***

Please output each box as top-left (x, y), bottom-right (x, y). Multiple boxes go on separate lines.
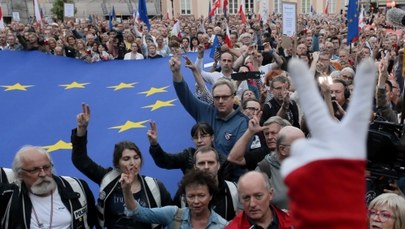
top-left (0, 6), bottom-right (4, 30)
top-left (33, 0), bottom-right (42, 23)
top-left (224, 22), bottom-right (233, 48)
top-left (172, 20), bottom-right (182, 38)
top-left (238, 0), bottom-right (246, 23)
top-left (359, 5), bottom-right (365, 29)
top-left (324, 0), bottom-right (329, 15)
top-left (209, 0), bottom-right (221, 16)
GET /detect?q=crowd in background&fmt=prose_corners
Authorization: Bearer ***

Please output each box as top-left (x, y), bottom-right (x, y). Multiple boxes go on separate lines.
top-left (1, 7), bottom-right (405, 229)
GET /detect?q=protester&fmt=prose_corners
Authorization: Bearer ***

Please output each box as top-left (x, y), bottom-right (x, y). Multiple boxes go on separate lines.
top-left (0, 146), bottom-right (97, 228)
top-left (71, 104), bottom-right (172, 228)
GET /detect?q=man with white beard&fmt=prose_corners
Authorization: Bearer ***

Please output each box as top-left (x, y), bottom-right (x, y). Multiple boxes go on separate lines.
top-left (0, 146), bottom-right (97, 228)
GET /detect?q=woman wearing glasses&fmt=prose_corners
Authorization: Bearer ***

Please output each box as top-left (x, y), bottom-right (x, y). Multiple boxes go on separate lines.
top-left (368, 193), bottom-right (405, 229)
top-left (71, 104), bottom-right (172, 229)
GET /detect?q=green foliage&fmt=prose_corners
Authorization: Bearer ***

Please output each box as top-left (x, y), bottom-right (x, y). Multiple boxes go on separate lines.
top-left (51, 0), bottom-right (77, 20)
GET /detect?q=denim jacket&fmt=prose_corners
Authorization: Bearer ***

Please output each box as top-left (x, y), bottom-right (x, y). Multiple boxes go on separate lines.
top-left (125, 204), bottom-right (228, 229)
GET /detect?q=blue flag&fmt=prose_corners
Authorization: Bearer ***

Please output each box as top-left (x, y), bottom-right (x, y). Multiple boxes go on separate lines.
top-left (109, 6), bottom-right (116, 31)
top-left (347, 0), bottom-right (359, 44)
top-left (112, 6), bottom-right (116, 20)
top-left (138, 0), bottom-right (151, 31)
top-left (0, 51), bottom-right (215, 196)
top-left (210, 35), bottom-right (220, 59)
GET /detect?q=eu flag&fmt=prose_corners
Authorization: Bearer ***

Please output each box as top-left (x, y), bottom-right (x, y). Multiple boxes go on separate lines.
top-left (347, 0), bottom-right (359, 44)
top-left (0, 51), bottom-right (210, 195)
top-left (138, 0), bottom-right (151, 31)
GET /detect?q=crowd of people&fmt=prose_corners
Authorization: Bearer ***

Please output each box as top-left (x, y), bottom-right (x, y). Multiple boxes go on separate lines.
top-left (1, 6), bottom-right (405, 229)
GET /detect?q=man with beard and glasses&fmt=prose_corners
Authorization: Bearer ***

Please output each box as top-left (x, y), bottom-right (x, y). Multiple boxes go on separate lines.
top-left (0, 146), bottom-right (97, 229)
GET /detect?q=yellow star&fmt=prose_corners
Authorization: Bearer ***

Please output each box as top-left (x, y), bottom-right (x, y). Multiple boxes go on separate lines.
top-left (42, 140), bottom-right (72, 153)
top-left (109, 120), bottom-right (149, 133)
top-left (138, 86), bottom-right (170, 96)
top-left (59, 81), bottom-right (90, 89)
top-left (1, 83), bottom-right (34, 91)
top-left (142, 99), bottom-right (177, 111)
top-left (107, 82), bottom-right (138, 91)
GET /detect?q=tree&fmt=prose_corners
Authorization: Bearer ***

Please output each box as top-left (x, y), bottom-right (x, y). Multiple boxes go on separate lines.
top-left (51, 0), bottom-right (77, 21)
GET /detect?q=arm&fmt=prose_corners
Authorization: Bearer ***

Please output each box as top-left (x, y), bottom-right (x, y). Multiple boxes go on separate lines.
top-left (184, 55), bottom-right (214, 104)
top-left (228, 113), bottom-right (264, 166)
top-left (71, 104), bottom-right (110, 184)
top-left (281, 58), bottom-right (377, 229)
top-left (121, 170), bottom-right (177, 224)
top-left (170, 57), bottom-right (214, 121)
top-left (376, 61), bottom-right (398, 123)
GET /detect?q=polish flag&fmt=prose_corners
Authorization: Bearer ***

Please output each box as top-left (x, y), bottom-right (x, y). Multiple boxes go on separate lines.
top-left (224, 22), bottom-right (233, 48)
top-left (238, 0), bottom-right (246, 23)
top-left (359, 5), bottom-right (365, 29)
top-left (209, 0), bottom-right (221, 16)
top-left (172, 20), bottom-right (182, 38)
top-left (324, 0), bottom-right (329, 15)
top-left (0, 6), bottom-right (4, 29)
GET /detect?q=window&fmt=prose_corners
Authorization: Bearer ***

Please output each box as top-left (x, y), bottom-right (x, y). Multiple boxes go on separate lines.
top-left (229, 0), bottom-right (238, 14)
top-left (180, 0), bottom-right (191, 15)
top-left (245, 0), bottom-right (254, 15)
top-left (301, 0), bottom-right (311, 14)
top-left (274, 0), bottom-right (281, 13)
top-left (328, 0), bottom-right (337, 14)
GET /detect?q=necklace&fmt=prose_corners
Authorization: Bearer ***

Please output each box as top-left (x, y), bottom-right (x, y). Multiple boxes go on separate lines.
top-left (32, 191), bottom-right (53, 229)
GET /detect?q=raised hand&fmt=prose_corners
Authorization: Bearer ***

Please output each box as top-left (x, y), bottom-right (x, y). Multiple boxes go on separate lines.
top-left (147, 121), bottom-right (158, 145)
top-left (184, 55), bottom-right (197, 71)
top-left (76, 103), bottom-right (90, 137)
top-left (281, 58), bottom-right (377, 229)
top-left (169, 56), bottom-right (181, 73)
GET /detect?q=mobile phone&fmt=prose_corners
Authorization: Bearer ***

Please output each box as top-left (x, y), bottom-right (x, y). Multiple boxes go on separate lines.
top-left (231, 71), bottom-right (261, 81)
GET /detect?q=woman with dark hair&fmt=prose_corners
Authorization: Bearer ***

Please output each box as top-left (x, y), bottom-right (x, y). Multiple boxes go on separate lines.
top-left (148, 121), bottom-right (219, 174)
top-left (71, 104), bottom-right (172, 229)
top-left (189, 37), bottom-right (200, 52)
top-left (121, 169), bottom-right (227, 229)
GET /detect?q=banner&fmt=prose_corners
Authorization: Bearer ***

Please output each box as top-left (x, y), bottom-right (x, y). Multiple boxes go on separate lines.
top-left (0, 51), bottom-right (208, 195)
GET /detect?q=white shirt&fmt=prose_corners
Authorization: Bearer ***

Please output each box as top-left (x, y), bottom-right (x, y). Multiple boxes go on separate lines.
top-left (29, 188), bottom-right (71, 229)
top-left (124, 52), bottom-right (144, 60)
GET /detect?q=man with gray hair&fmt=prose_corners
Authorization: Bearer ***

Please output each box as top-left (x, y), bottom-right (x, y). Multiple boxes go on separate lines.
top-left (226, 171), bottom-right (292, 229)
top-left (228, 116), bottom-right (291, 170)
top-left (256, 126), bottom-right (305, 210)
top-left (0, 146), bottom-right (97, 228)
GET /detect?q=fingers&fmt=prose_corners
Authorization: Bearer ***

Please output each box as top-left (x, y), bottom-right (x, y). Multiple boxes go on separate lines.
top-left (149, 120), bottom-right (156, 131)
top-left (288, 58), bottom-right (335, 137)
top-left (342, 58), bottom-right (377, 135)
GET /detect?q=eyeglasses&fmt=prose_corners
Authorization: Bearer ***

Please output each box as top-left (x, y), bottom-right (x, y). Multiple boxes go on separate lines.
top-left (213, 94), bottom-right (233, 102)
top-left (245, 107), bottom-right (260, 112)
top-left (20, 164), bottom-right (53, 175)
top-left (368, 209), bottom-right (395, 222)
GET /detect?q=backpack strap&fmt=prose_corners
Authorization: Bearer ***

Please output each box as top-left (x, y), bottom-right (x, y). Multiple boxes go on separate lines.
top-left (225, 180), bottom-right (238, 212)
top-left (144, 176), bottom-right (161, 207)
top-left (1, 168), bottom-right (15, 184)
top-left (97, 169), bottom-right (121, 227)
top-left (173, 207), bottom-right (185, 229)
top-left (100, 169), bottom-right (121, 191)
top-left (60, 176), bottom-right (89, 229)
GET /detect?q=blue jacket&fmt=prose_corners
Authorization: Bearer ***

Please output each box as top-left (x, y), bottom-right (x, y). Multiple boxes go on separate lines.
top-left (173, 79), bottom-right (249, 156)
top-left (126, 204), bottom-right (228, 229)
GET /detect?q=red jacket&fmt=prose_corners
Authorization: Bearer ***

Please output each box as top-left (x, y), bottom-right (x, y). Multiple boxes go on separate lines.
top-left (226, 205), bottom-right (292, 229)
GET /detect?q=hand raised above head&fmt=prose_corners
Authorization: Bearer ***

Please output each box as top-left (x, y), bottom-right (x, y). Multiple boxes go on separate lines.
top-left (147, 121), bottom-right (158, 145)
top-left (281, 58), bottom-right (377, 229)
top-left (76, 103), bottom-right (90, 137)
